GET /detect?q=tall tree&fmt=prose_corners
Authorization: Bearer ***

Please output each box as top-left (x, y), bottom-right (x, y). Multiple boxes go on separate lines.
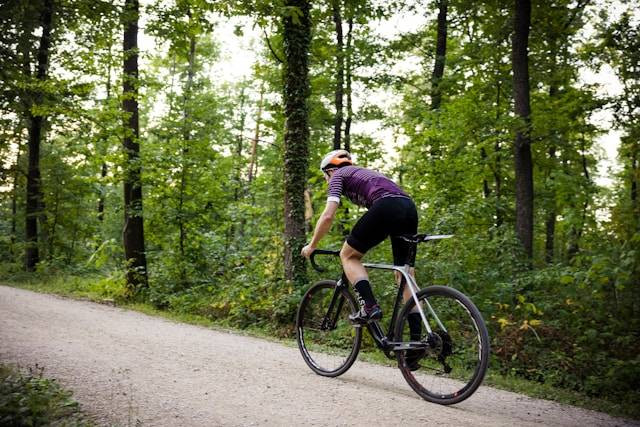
top-left (25, 0), bottom-right (55, 271)
top-left (431, 0), bottom-right (448, 110)
top-left (97, 37), bottom-right (114, 225)
top-left (282, 0), bottom-right (312, 285)
top-left (539, 0), bottom-right (591, 264)
top-left (511, 0), bottom-right (534, 259)
top-left (10, 129), bottom-right (22, 255)
top-left (175, 21), bottom-right (197, 284)
top-left (343, 16), bottom-right (353, 152)
top-left (602, 11), bottom-right (640, 236)
top-left (248, 82), bottom-right (265, 184)
top-left (121, 0), bottom-right (148, 289)
top-left (332, 0), bottom-right (344, 149)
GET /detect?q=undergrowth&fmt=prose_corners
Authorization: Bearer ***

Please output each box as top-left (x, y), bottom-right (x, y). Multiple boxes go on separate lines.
top-left (0, 363), bottom-right (89, 426)
top-left (2, 269), bottom-right (638, 421)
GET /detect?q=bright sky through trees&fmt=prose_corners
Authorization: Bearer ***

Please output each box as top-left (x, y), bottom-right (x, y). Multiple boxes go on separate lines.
top-left (137, 3), bottom-right (625, 187)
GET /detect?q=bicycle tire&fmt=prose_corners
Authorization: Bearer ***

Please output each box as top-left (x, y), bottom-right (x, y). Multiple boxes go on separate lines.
top-left (296, 280), bottom-right (362, 377)
top-left (394, 285), bottom-right (490, 405)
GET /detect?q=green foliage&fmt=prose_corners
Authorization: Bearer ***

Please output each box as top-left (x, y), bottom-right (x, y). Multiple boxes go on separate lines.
top-left (1, 0), bottom-right (639, 416)
top-left (0, 364), bottom-right (89, 426)
top-left (402, 226), bottom-right (640, 408)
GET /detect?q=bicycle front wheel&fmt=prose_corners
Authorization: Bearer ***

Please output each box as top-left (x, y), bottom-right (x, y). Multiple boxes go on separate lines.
top-left (395, 285), bottom-right (490, 405)
top-left (296, 280), bottom-right (362, 377)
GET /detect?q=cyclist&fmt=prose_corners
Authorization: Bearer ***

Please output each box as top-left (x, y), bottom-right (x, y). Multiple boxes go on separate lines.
top-left (301, 150), bottom-right (422, 340)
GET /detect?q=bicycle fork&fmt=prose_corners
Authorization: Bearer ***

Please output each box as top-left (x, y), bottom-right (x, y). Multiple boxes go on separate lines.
top-left (321, 279), bottom-right (347, 330)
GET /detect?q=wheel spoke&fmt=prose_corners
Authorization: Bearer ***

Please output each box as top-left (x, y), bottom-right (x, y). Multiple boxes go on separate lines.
top-left (296, 282), bottom-right (362, 377)
top-left (395, 286), bottom-right (490, 405)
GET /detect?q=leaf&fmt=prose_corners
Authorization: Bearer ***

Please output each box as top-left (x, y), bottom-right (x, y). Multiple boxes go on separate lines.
top-left (560, 275), bottom-right (574, 285)
top-left (497, 317), bottom-right (512, 329)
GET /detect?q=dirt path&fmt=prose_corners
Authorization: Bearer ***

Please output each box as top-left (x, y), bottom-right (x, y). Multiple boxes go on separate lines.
top-left (0, 285), bottom-right (635, 426)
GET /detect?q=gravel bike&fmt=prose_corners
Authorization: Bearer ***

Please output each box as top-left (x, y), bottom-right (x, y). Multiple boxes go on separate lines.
top-left (295, 234), bottom-right (490, 405)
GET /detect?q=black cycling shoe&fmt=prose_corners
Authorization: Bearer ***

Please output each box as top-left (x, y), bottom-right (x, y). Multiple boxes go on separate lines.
top-left (404, 349), bottom-right (426, 371)
top-left (406, 359), bottom-right (421, 371)
top-left (349, 304), bottom-right (382, 324)
top-left (405, 355), bottom-right (421, 371)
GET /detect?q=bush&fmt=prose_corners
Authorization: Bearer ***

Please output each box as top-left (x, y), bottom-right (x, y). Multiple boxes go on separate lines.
top-left (0, 364), bottom-right (89, 426)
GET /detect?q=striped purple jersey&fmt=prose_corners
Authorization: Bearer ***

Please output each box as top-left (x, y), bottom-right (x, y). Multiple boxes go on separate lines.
top-left (327, 165), bottom-right (409, 208)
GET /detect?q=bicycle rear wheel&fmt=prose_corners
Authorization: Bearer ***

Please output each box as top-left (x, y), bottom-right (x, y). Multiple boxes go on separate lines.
top-left (296, 280), bottom-right (362, 377)
top-left (394, 285), bottom-right (490, 405)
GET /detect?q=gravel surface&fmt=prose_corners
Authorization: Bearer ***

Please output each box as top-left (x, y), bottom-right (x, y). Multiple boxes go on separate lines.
top-left (0, 285), bottom-right (636, 427)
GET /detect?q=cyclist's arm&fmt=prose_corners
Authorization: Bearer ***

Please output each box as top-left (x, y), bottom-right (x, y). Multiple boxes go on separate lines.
top-left (302, 201), bottom-right (339, 257)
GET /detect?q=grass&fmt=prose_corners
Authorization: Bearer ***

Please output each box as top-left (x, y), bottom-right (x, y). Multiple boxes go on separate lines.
top-left (2, 272), bottom-right (638, 421)
top-left (0, 363), bottom-right (90, 426)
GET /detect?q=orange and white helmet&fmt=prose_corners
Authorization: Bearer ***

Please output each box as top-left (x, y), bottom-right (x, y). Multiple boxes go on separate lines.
top-left (320, 149), bottom-right (352, 173)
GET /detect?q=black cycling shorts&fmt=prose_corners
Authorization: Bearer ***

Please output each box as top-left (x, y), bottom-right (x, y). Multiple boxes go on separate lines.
top-left (346, 196), bottom-right (418, 266)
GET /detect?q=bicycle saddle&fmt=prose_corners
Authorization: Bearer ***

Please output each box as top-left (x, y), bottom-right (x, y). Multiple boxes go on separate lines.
top-left (395, 233), bottom-right (454, 243)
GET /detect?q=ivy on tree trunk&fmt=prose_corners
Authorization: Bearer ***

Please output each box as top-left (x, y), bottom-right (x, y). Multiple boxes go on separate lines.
top-left (282, 0), bottom-right (312, 286)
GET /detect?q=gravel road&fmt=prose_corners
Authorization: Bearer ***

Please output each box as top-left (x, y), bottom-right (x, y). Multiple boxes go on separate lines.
top-left (0, 285), bottom-right (635, 426)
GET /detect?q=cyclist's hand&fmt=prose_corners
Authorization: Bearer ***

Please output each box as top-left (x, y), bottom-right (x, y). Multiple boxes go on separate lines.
top-left (301, 244), bottom-right (315, 258)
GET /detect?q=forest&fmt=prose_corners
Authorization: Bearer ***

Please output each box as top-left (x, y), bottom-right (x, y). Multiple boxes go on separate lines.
top-left (1, 0), bottom-right (638, 412)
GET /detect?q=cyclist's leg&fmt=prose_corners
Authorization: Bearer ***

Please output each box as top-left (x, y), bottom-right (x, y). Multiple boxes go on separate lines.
top-left (339, 242), bottom-right (367, 286)
top-left (390, 197), bottom-right (419, 303)
top-left (342, 201), bottom-right (390, 317)
top-left (394, 269), bottom-right (416, 300)
top-left (391, 243), bottom-right (421, 342)
top-left (389, 198), bottom-right (419, 344)
top-left (340, 242), bottom-right (381, 321)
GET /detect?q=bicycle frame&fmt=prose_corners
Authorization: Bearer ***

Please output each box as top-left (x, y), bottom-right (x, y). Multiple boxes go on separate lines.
top-left (309, 234), bottom-right (453, 358)
top-left (333, 262), bottom-right (448, 358)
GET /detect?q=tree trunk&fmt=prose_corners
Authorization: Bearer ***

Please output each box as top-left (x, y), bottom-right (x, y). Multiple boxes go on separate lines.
top-left (494, 81), bottom-right (503, 228)
top-left (544, 43), bottom-right (559, 263)
top-left (25, 0), bottom-right (54, 271)
top-left (332, 0), bottom-right (344, 150)
top-left (248, 82), bottom-right (264, 184)
top-left (545, 145), bottom-right (556, 264)
top-left (11, 138), bottom-right (22, 255)
top-left (544, 79), bottom-right (558, 264)
top-left (282, 0), bottom-right (311, 286)
top-left (512, 0), bottom-right (534, 259)
top-left (344, 17), bottom-right (353, 152)
top-left (494, 140), bottom-right (503, 228)
top-left (230, 84), bottom-right (247, 246)
top-left (480, 147), bottom-right (491, 198)
top-left (97, 162), bottom-right (107, 222)
top-left (632, 145), bottom-right (639, 231)
top-left (48, 184), bottom-right (60, 260)
top-left (122, 0), bottom-right (148, 290)
top-left (98, 40), bottom-right (113, 224)
top-left (568, 140), bottom-right (592, 260)
top-left (233, 86), bottom-right (247, 203)
top-left (431, 0), bottom-right (448, 110)
top-left (179, 32), bottom-right (196, 266)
